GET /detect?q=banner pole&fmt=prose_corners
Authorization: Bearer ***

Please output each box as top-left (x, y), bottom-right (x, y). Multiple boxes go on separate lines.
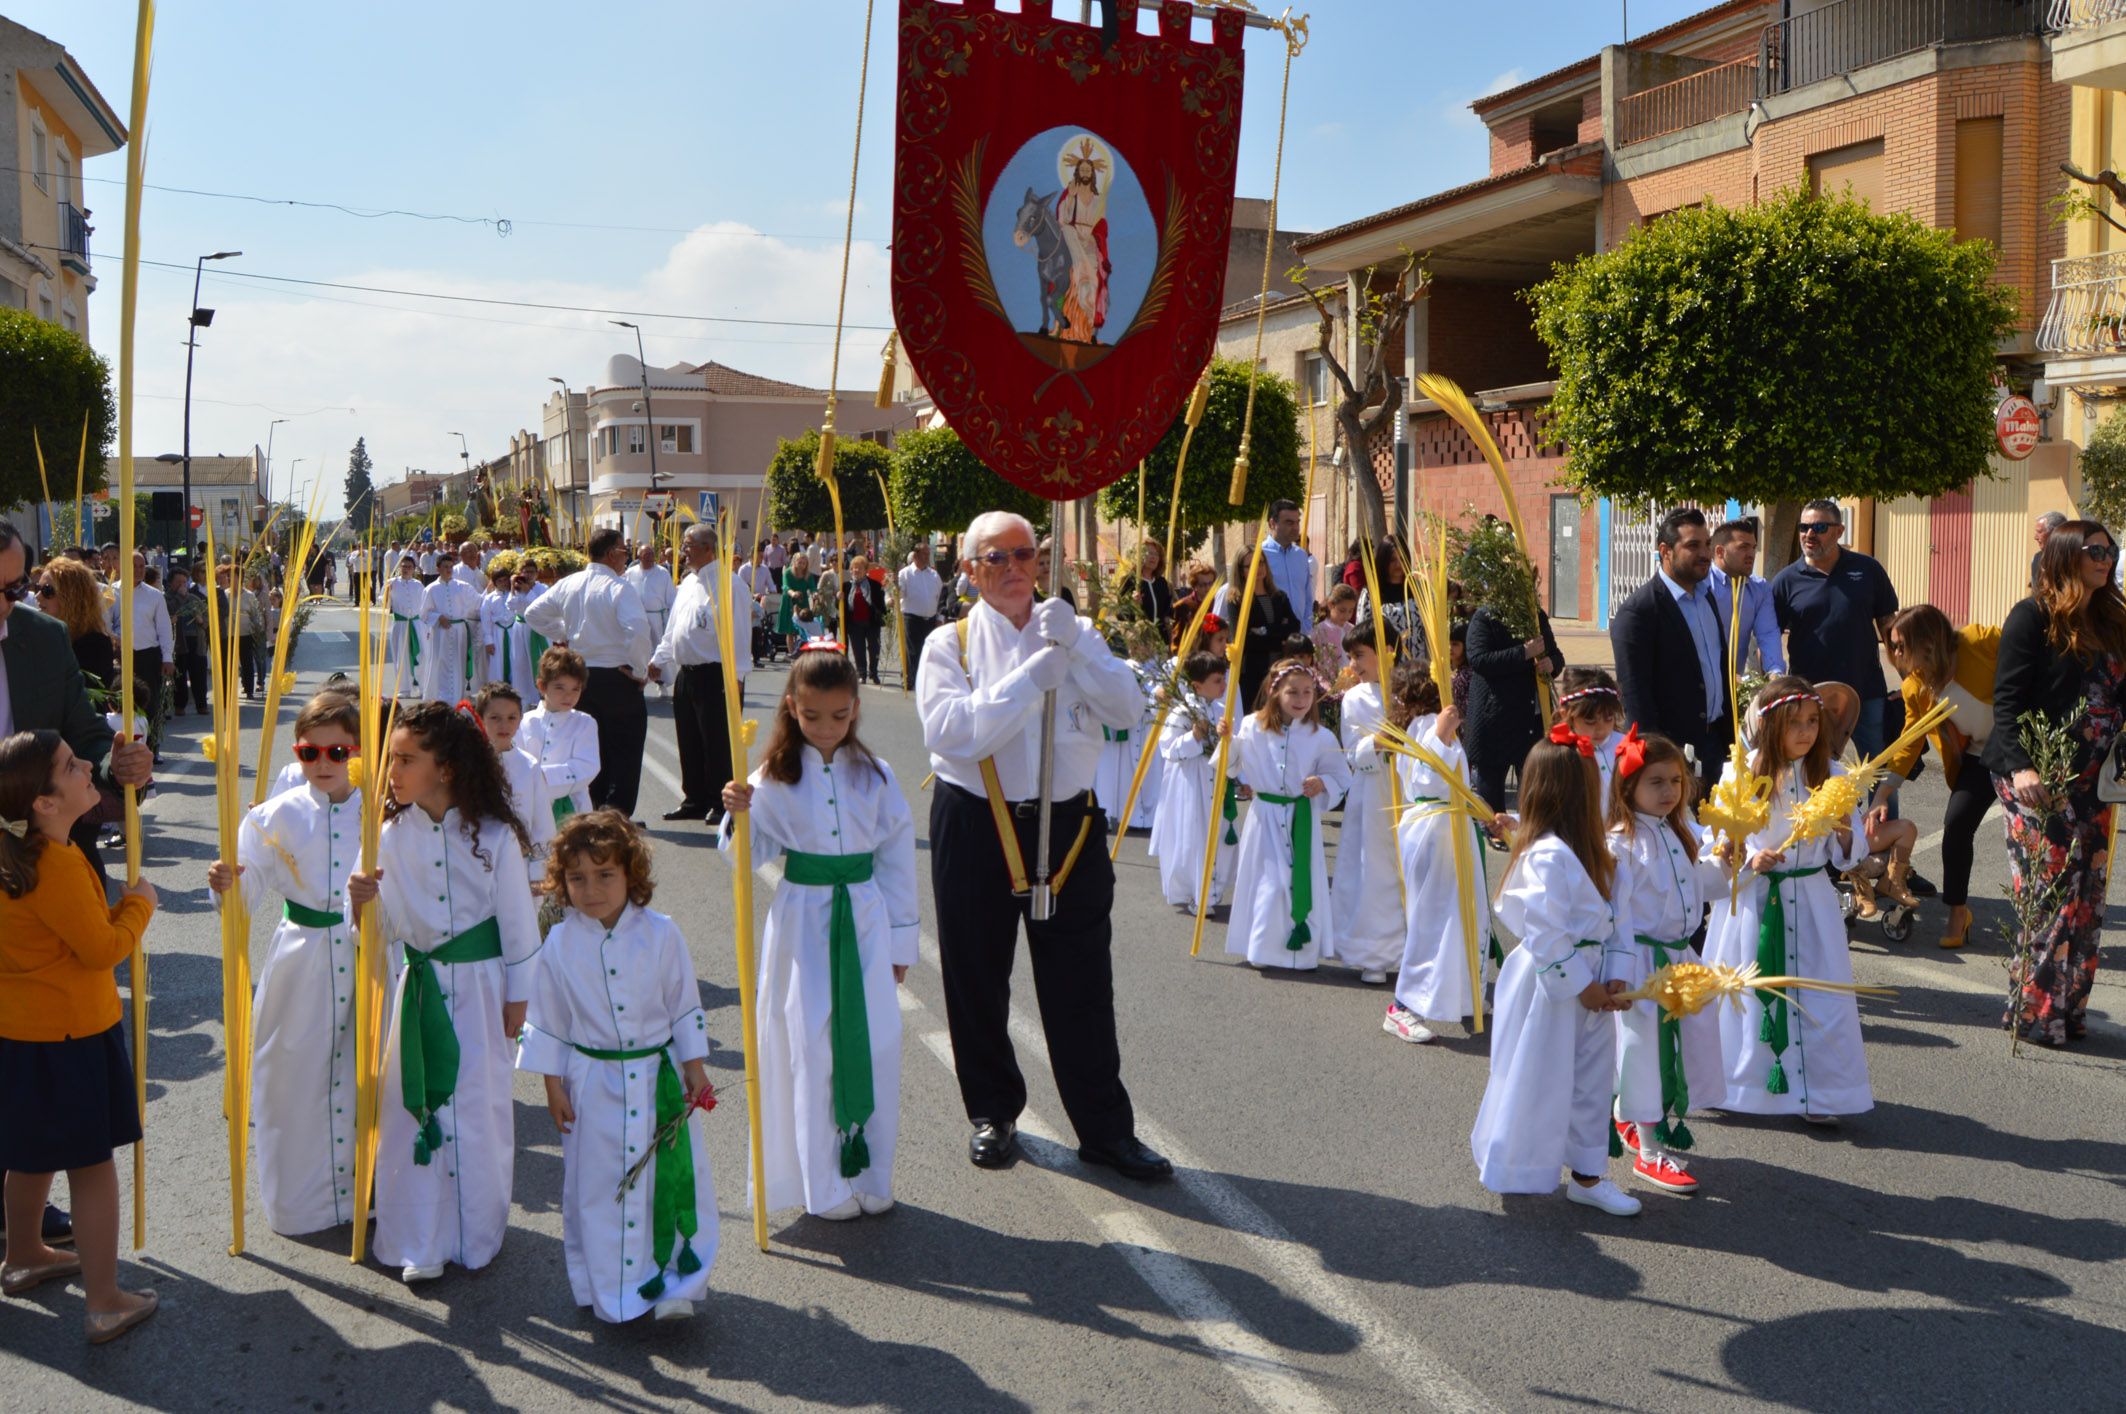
top-left (1031, 498), bottom-right (1066, 922)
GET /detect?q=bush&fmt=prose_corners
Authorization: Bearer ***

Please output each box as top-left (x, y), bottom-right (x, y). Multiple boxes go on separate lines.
top-left (0, 308), bottom-right (115, 509)
top-left (2079, 407), bottom-right (2126, 533)
top-left (888, 425), bottom-right (1049, 534)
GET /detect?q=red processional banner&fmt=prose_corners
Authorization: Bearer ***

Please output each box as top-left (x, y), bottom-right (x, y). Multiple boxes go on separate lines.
top-left (892, 0), bottom-right (1246, 501)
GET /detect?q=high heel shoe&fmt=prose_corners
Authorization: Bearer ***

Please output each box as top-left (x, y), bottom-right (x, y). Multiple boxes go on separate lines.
top-left (1939, 903), bottom-right (1972, 950)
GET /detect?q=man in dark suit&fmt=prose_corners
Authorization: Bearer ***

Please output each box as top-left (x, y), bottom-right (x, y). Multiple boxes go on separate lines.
top-left (1610, 506), bottom-right (1729, 794)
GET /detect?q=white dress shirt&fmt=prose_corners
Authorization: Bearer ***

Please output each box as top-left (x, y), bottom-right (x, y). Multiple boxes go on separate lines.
top-left (521, 562), bottom-right (654, 675)
top-left (897, 564), bottom-right (943, 618)
top-left (111, 581), bottom-right (174, 664)
top-left (916, 597), bottom-right (1143, 799)
top-left (652, 560), bottom-right (752, 678)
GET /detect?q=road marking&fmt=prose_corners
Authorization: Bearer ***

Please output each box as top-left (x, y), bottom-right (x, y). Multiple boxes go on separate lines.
top-left (1907, 804), bottom-right (1999, 860)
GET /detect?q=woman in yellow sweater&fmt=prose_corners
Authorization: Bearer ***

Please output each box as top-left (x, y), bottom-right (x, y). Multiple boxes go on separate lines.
top-left (0, 729), bottom-right (159, 1342)
top-left (1870, 606), bottom-right (2001, 950)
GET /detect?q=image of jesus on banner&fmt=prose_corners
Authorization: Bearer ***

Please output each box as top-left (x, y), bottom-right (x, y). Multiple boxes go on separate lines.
top-left (1055, 135), bottom-right (1111, 343)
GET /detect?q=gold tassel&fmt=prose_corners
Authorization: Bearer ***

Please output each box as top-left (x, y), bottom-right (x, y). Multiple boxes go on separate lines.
top-left (1227, 434), bottom-right (1251, 508)
top-left (876, 332), bottom-right (898, 409)
top-left (815, 427), bottom-right (838, 482)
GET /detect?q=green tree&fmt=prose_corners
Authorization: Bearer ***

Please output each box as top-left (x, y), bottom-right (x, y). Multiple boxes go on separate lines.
top-left (1529, 190), bottom-right (2021, 565)
top-left (888, 425), bottom-right (1049, 534)
top-left (344, 437), bottom-right (376, 536)
top-left (50, 493), bottom-right (152, 551)
top-left (1094, 357), bottom-right (1303, 541)
top-left (0, 308), bottom-right (116, 510)
top-left (2078, 406), bottom-right (2126, 532)
top-left (763, 430), bottom-right (890, 533)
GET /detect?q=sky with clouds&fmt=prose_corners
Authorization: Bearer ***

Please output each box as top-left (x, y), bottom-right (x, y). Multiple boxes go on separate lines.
top-left (28, 0), bottom-right (1704, 514)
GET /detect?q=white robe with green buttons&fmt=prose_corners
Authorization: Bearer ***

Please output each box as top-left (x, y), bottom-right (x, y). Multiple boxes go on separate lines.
top-left (230, 784), bottom-right (365, 1235)
top-left (517, 903), bottom-right (716, 1322)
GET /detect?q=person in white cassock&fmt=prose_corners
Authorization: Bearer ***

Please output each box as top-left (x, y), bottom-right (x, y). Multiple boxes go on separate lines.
top-left (347, 702), bottom-right (541, 1283)
top-left (452, 543), bottom-right (488, 594)
top-left (519, 657), bottom-right (600, 843)
top-left (1223, 664), bottom-right (1351, 971)
top-left (651, 524), bottom-right (750, 824)
top-left (915, 510), bottom-right (1170, 1180)
top-left (1328, 644), bottom-right (1402, 983)
top-left (628, 545), bottom-right (678, 697)
top-left (1148, 653), bottom-right (1233, 913)
top-left (422, 566), bottom-right (484, 703)
top-left (522, 528), bottom-right (655, 819)
top-left (1386, 692), bottom-right (1492, 1041)
top-left (385, 557), bottom-right (431, 700)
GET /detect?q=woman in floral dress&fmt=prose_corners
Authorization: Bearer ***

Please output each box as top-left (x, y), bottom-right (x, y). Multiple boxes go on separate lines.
top-left (1985, 519), bottom-right (2126, 1047)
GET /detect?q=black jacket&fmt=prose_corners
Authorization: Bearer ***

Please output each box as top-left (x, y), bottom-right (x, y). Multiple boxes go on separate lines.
top-left (1611, 574), bottom-right (1731, 774)
top-left (1985, 596), bottom-right (2118, 779)
top-left (1465, 605), bottom-right (1563, 768)
top-left (840, 575), bottom-right (888, 634)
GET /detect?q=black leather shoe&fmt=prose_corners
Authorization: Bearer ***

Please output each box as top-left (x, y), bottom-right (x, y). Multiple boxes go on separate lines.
top-left (662, 806), bottom-right (706, 822)
top-left (969, 1120), bottom-right (1017, 1169)
top-left (1077, 1136), bottom-right (1173, 1182)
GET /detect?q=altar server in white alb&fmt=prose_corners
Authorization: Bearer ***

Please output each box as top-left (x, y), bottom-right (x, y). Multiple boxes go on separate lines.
top-left (1224, 658), bottom-right (1350, 971)
top-left (1603, 728), bottom-right (1727, 1196)
top-left (421, 560), bottom-right (485, 703)
top-left (518, 647), bottom-right (600, 843)
top-left (1148, 651), bottom-right (1233, 914)
top-left (346, 701), bottom-right (541, 1283)
top-left (628, 544), bottom-right (678, 693)
top-left (205, 692), bottom-right (366, 1235)
top-left (1091, 670), bottom-right (1160, 832)
top-left (387, 556), bottom-right (431, 700)
top-left (1328, 623), bottom-right (1403, 985)
top-left (518, 811), bottom-right (717, 1321)
top-left (722, 646), bottom-right (919, 1219)
top-left (1384, 666), bottom-right (1493, 1043)
top-left (1702, 678), bottom-right (1872, 1123)
top-left (1470, 729), bottom-right (1641, 1217)
top-left (481, 564), bottom-right (536, 701)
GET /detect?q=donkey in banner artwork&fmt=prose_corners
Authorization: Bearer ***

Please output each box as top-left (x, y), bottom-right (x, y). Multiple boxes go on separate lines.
top-left (1012, 187), bottom-right (1072, 340)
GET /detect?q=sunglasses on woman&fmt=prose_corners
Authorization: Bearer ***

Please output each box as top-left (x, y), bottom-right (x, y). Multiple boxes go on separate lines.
top-left (2084, 543), bottom-right (2120, 565)
top-left (293, 742), bottom-right (355, 764)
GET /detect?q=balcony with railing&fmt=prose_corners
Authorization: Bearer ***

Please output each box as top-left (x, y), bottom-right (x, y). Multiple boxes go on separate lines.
top-left (2037, 252), bottom-right (2126, 364)
top-left (1760, 0), bottom-right (2045, 96)
top-left (58, 202), bottom-right (90, 276)
top-left (2050, 1), bottom-right (2126, 89)
top-left (1614, 55), bottom-right (1758, 146)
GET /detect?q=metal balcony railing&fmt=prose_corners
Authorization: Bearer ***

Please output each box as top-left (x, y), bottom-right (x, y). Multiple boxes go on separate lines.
top-left (58, 201), bottom-right (90, 273)
top-left (1760, 0), bottom-right (2045, 95)
top-left (2051, 1), bottom-right (2126, 32)
top-left (2037, 252), bottom-right (2126, 357)
top-left (1615, 56), bottom-right (1759, 145)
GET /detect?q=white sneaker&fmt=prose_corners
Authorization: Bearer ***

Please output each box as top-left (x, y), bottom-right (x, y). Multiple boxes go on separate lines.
top-left (1359, 970), bottom-right (1388, 986)
top-left (815, 1196), bottom-right (863, 1221)
top-left (653, 1298), bottom-right (695, 1321)
top-left (401, 1262), bottom-right (446, 1283)
top-left (1802, 1112), bottom-right (1842, 1128)
top-left (1565, 1179), bottom-right (1642, 1217)
top-left (1382, 1005), bottom-right (1436, 1044)
top-left (856, 1192), bottom-right (895, 1215)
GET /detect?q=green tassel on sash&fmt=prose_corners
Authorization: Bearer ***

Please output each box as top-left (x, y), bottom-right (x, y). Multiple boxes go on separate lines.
top-left (1756, 868), bottom-right (1815, 1096)
top-left (1634, 934), bottom-right (1694, 1151)
top-left (1255, 791), bottom-right (1315, 950)
top-left (571, 1038), bottom-right (702, 1300)
top-left (398, 916), bottom-right (503, 1165)
top-left (782, 848), bottom-right (878, 1178)
top-left (1221, 779), bottom-right (1239, 846)
top-left (393, 611), bottom-right (421, 680)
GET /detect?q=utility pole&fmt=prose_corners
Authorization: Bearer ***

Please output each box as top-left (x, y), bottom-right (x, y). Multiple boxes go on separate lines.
top-left (612, 321), bottom-right (668, 532)
top-left (183, 249), bottom-right (241, 558)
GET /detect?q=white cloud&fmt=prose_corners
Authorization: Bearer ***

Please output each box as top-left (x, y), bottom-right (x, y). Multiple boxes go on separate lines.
top-left (1445, 66), bottom-right (1526, 129)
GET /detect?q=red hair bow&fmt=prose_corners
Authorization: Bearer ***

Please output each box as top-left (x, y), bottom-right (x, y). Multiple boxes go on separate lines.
top-left (1201, 614), bottom-right (1227, 635)
top-left (1614, 723), bottom-right (1646, 779)
top-left (1548, 720), bottom-right (1596, 758)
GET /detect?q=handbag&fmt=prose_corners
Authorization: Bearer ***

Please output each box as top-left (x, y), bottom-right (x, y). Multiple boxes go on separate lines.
top-left (2097, 731), bottom-right (2126, 805)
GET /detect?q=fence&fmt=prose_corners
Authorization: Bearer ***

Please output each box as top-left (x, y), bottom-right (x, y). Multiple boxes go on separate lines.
top-left (1615, 56), bottom-right (1760, 146)
top-left (1761, 0), bottom-right (2045, 95)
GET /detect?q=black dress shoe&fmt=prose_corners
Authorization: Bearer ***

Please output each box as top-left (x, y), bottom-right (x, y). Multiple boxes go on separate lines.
top-left (968, 1120), bottom-right (1017, 1169)
top-left (1077, 1135), bottom-right (1173, 1182)
top-left (662, 806), bottom-right (706, 822)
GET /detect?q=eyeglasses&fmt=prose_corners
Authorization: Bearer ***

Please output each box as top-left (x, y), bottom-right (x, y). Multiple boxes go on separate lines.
top-left (2085, 543), bottom-right (2120, 565)
top-left (293, 742), bottom-right (355, 764)
top-left (0, 574), bottom-right (34, 602)
top-left (1797, 522), bottom-right (1840, 536)
top-left (32, 583), bottom-right (53, 597)
top-left (973, 546), bottom-right (1040, 568)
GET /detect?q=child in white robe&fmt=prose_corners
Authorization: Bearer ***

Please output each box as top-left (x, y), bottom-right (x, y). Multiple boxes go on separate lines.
top-left (1225, 657), bottom-right (1351, 970)
top-left (205, 691), bottom-right (365, 1235)
top-left (1603, 729), bottom-right (1728, 1196)
top-left (346, 700), bottom-right (541, 1284)
top-left (420, 570), bottom-right (483, 703)
top-left (1470, 729), bottom-right (1641, 1216)
top-left (479, 566), bottom-right (529, 700)
top-left (721, 646), bottom-right (918, 1220)
top-left (518, 647), bottom-right (599, 841)
top-left (1330, 624), bottom-right (1402, 984)
top-left (518, 812), bottom-right (717, 1322)
top-left (1702, 677), bottom-right (1872, 1122)
top-left (1557, 667), bottom-right (1626, 798)
top-left (386, 558), bottom-right (430, 700)
top-left (1385, 665), bottom-right (1494, 1042)
top-left (474, 683), bottom-right (544, 851)
top-left (1149, 652), bottom-right (1233, 914)
top-left (1092, 664), bottom-right (1159, 832)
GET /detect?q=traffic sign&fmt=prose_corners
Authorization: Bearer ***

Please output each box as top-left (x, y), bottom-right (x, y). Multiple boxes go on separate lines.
top-left (188, 505), bottom-right (204, 529)
top-left (91, 499), bottom-right (113, 520)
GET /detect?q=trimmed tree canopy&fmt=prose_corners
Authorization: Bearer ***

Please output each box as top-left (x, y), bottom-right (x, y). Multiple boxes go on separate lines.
top-left (0, 309), bottom-right (115, 509)
top-left (1095, 356), bottom-right (1303, 532)
top-left (763, 430), bottom-right (890, 533)
top-left (888, 425), bottom-right (1049, 534)
top-left (1529, 191), bottom-right (2020, 506)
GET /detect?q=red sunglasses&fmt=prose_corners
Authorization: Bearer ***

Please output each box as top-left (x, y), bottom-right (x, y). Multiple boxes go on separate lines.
top-left (294, 742), bottom-right (355, 764)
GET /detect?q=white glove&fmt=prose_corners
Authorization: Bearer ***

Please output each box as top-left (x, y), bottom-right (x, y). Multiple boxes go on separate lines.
top-left (1032, 596), bottom-right (1082, 650)
top-left (1023, 645), bottom-right (1072, 693)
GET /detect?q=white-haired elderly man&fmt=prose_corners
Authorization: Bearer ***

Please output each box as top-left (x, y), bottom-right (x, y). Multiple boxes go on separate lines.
top-left (915, 510), bottom-right (1170, 1181)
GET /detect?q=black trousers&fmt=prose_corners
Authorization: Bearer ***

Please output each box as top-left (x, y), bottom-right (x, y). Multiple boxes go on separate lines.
top-left (1940, 753), bottom-right (1992, 908)
top-left (129, 649), bottom-right (165, 753)
top-left (848, 621), bottom-right (882, 682)
top-left (672, 664), bottom-right (732, 816)
top-left (170, 650), bottom-right (208, 716)
top-left (904, 613), bottom-right (938, 683)
top-left (582, 666), bottom-right (647, 817)
top-left (929, 782), bottom-right (1134, 1146)
top-left (238, 638), bottom-right (259, 696)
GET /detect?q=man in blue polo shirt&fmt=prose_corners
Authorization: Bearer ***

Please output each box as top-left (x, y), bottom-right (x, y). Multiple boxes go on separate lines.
top-left (1771, 498), bottom-right (1898, 759)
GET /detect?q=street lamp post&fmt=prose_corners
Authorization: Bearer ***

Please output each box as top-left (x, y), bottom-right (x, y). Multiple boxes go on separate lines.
top-left (183, 250), bottom-right (242, 556)
top-left (611, 321), bottom-right (667, 531)
top-left (263, 416), bottom-right (288, 506)
top-left (548, 375), bottom-right (577, 540)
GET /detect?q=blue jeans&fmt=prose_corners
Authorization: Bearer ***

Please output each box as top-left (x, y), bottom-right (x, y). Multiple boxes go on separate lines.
top-left (1855, 696), bottom-right (1896, 821)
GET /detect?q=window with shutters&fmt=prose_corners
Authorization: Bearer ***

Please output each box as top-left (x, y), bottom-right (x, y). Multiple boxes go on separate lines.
top-left (1807, 139), bottom-right (1886, 209)
top-left (1954, 117), bottom-right (2003, 250)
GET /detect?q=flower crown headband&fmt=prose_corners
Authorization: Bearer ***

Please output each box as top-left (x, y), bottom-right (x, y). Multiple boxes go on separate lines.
top-left (1759, 691), bottom-right (1823, 715)
top-left (1557, 685), bottom-right (1620, 708)
top-left (1265, 662), bottom-right (1315, 694)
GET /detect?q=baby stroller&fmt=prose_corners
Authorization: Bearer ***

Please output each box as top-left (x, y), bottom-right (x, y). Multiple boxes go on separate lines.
top-left (1815, 681), bottom-right (1918, 943)
top-left (752, 587), bottom-right (783, 665)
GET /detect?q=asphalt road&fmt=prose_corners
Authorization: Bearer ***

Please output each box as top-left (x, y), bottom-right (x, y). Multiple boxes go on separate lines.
top-left (5, 602), bottom-right (2123, 1412)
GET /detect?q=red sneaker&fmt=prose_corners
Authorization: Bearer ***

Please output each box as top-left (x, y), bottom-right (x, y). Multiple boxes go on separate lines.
top-left (1633, 1151), bottom-right (1698, 1194)
top-left (1614, 1119), bottom-right (1640, 1155)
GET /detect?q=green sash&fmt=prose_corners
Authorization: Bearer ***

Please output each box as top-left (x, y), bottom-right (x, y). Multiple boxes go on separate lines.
top-left (392, 611), bottom-right (422, 679)
top-left (529, 626), bottom-right (550, 669)
top-left (1634, 933), bottom-right (1694, 1150)
top-left (571, 1039), bottom-right (702, 1299)
top-left (284, 898), bottom-right (344, 929)
top-left (1220, 779), bottom-right (1239, 846)
top-left (782, 848), bottom-right (877, 1177)
top-left (1101, 726), bottom-right (1129, 744)
top-left (1756, 867), bottom-right (1816, 1095)
top-left (461, 618), bottom-right (477, 687)
top-left (497, 619), bottom-right (514, 681)
top-left (1255, 791), bottom-right (1315, 950)
top-left (399, 916), bottom-right (503, 1165)
top-left (552, 796), bottom-right (577, 828)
